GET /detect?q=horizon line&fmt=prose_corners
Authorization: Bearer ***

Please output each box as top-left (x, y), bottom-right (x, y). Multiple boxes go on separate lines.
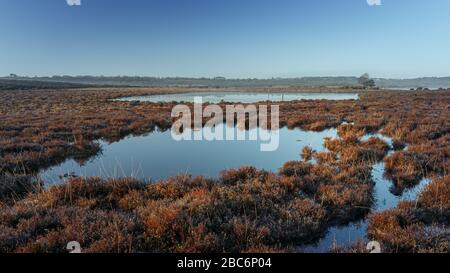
top-left (4, 74), bottom-right (450, 81)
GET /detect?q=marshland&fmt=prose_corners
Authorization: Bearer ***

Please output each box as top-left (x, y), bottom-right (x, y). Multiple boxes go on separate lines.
top-left (0, 87), bottom-right (448, 253)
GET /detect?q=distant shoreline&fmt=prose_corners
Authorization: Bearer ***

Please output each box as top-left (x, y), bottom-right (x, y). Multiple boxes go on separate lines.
top-left (2, 76), bottom-right (450, 90)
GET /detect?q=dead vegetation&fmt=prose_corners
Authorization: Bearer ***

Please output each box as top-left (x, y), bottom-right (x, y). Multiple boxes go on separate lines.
top-left (367, 176), bottom-right (449, 253)
top-left (384, 136), bottom-right (449, 193)
top-left (332, 176), bottom-right (449, 253)
top-left (0, 87), bottom-right (448, 253)
top-left (0, 174), bottom-right (40, 201)
top-left (0, 171), bottom-right (330, 253)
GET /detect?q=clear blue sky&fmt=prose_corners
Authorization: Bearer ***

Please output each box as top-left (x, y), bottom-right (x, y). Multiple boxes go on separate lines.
top-left (0, 0), bottom-right (449, 78)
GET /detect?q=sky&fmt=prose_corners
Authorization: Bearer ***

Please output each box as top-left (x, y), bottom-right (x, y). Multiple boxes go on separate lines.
top-left (0, 0), bottom-right (449, 78)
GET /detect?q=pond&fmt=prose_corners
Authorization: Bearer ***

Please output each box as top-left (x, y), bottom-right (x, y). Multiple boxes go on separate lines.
top-left (39, 125), bottom-right (337, 183)
top-left (114, 92), bottom-right (359, 103)
top-left (38, 123), bottom-right (430, 253)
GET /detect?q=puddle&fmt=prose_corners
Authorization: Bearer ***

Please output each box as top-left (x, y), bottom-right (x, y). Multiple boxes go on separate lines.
top-left (298, 158), bottom-right (431, 253)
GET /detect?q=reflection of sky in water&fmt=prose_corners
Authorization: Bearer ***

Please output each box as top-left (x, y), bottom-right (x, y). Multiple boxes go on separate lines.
top-left (38, 124), bottom-right (432, 253)
top-left (39, 125), bottom-right (337, 184)
top-left (299, 161), bottom-right (431, 253)
top-left (115, 92), bottom-right (359, 103)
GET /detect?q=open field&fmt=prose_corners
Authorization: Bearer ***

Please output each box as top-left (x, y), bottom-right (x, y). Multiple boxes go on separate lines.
top-left (0, 87), bottom-right (449, 253)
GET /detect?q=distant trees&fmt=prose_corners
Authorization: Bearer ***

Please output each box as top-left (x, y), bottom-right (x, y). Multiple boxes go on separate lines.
top-left (358, 73), bottom-right (376, 89)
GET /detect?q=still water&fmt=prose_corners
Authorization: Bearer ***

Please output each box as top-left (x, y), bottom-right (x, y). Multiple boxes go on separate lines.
top-left (115, 92), bottom-right (359, 103)
top-left (299, 161), bottom-right (430, 253)
top-left (40, 125), bottom-right (337, 183)
top-left (298, 145), bottom-right (431, 252)
top-left (38, 124), bottom-right (429, 252)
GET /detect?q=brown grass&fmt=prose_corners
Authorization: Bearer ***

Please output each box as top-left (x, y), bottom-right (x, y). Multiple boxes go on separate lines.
top-left (0, 87), bottom-right (448, 253)
top-left (0, 171), bottom-right (330, 253)
top-left (1, 88), bottom-right (448, 176)
top-left (384, 136), bottom-right (449, 192)
top-left (367, 176), bottom-right (449, 253)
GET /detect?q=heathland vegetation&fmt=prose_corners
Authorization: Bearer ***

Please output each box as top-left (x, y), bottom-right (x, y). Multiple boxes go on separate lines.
top-left (0, 87), bottom-right (448, 253)
top-left (3, 75), bottom-right (450, 89)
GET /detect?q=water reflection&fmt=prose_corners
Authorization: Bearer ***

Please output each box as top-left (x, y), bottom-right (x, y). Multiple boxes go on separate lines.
top-left (115, 92), bottom-right (359, 103)
top-left (298, 159), bottom-right (431, 253)
top-left (38, 124), bottom-right (431, 253)
top-left (39, 125), bottom-right (337, 184)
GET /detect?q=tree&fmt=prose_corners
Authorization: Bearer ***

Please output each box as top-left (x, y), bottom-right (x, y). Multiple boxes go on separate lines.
top-left (358, 73), bottom-right (376, 89)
